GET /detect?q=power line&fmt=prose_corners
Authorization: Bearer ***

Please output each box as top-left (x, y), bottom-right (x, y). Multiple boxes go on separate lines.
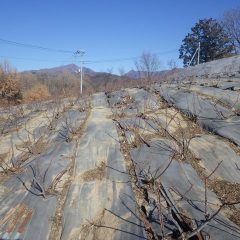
top-left (0, 48), bottom-right (178, 64)
top-left (0, 55), bottom-right (74, 63)
top-left (84, 49), bottom-right (178, 64)
top-left (0, 38), bottom-right (74, 54)
top-left (0, 37), bottom-right (179, 64)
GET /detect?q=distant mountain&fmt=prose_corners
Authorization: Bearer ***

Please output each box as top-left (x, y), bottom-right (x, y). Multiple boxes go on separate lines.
top-left (22, 64), bottom-right (174, 84)
top-left (24, 65), bottom-right (171, 80)
top-left (24, 64), bottom-right (96, 76)
top-left (125, 70), bottom-right (139, 79)
top-left (21, 64), bottom-right (175, 92)
top-left (20, 64), bottom-right (125, 92)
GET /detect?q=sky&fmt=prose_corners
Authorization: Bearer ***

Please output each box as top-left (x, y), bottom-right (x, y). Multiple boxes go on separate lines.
top-left (0, 0), bottom-right (239, 73)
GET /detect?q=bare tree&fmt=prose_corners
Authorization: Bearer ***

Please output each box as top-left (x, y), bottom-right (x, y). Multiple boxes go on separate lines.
top-left (167, 59), bottom-right (178, 70)
top-left (107, 67), bottom-right (114, 75)
top-left (118, 66), bottom-right (126, 77)
top-left (135, 52), bottom-right (161, 82)
top-left (222, 7), bottom-right (240, 54)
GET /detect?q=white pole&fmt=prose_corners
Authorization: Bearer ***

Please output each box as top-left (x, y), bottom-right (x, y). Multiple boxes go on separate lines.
top-left (75, 50), bottom-right (85, 96)
top-left (188, 47), bottom-right (198, 67)
top-left (80, 54), bottom-right (83, 95)
top-left (197, 42), bottom-right (200, 65)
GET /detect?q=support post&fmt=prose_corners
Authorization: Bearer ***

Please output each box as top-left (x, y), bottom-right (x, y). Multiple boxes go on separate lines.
top-left (198, 42), bottom-right (201, 65)
top-left (75, 50), bottom-right (85, 95)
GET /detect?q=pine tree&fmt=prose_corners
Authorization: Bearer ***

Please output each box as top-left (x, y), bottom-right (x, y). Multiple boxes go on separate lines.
top-left (179, 18), bottom-right (233, 67)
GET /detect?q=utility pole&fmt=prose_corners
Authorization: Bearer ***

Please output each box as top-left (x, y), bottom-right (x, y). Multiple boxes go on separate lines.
top-left (188, 42), bottom-right (201, 66)
top-left (197, 42), bottom-right (200, 65)
top-left (75, 50), bottom-right (85, 95)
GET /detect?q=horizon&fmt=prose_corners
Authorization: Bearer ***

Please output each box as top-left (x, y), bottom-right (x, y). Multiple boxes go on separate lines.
top-left (0, 0), bottom-right (239, 73)
top-left (20, 62), bottom-right (171, 75)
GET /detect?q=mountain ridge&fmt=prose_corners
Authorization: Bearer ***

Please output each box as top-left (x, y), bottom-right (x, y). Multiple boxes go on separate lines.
top-left (23, 64), bottom-right (96, 76)
top-left (22, 63), bottom-right (173, 79)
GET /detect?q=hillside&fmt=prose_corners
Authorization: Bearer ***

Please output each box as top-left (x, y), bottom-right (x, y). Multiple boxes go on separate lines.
top-left (20, 64), bottom-right (133, 95)
top-left (0, 55), bottom-right (240, 239)
top-left (24, 64), bottom-right (96, 76)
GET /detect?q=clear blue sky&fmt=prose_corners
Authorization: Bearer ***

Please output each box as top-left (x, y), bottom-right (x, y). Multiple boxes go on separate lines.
top-left (0, 0), bottom-right (239, 73)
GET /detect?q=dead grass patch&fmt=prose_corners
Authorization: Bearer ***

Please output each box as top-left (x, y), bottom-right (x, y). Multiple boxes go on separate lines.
top-left (208, 180), bottom-right (240, 204)
top-left (23, 84), bottom-right (50, 102)
top-left (80, 161), bottom-right (106, 182)
top-left (0, 152), bottom-right (8, 163)
top-left (208, 179), bottom-right (240, 226)
top-left (16, 138), bottom-right (48, 164)
top-left (0, 116), bottom-right (6, 124)
top-left (70, 208), bottom-right (130, 240)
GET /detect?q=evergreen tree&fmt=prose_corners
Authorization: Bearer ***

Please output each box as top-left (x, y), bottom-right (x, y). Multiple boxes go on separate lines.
top-left (179, 18), bottom-right (233, 66)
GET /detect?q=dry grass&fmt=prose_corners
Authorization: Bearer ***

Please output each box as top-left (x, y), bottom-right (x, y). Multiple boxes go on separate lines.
top-left (208, 180), bottom-right (240, 204)
top-left (23, 83), bottom-right (51, 102)
top-left (16, 138), bottom-right (48, 165)
top-left (80, 161), bottom-right (106, 182)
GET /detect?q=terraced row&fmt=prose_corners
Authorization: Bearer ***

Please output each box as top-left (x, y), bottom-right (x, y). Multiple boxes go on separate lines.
top-left (108, 86), bottom-right (240, 239)
top-left (0, 82), bottom-right (239, 239)
top-left (0, 97), bottom-right (89, 240)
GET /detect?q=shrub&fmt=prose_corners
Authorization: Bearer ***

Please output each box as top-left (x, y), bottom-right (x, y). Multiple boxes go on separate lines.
top-left (24, 83), bottom-right (51, 102)
top-left (0, 61), bottom-right (22, 103)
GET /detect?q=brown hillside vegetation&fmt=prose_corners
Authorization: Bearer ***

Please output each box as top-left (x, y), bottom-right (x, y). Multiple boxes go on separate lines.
top-left (23, 83), bottom-right (50, 102)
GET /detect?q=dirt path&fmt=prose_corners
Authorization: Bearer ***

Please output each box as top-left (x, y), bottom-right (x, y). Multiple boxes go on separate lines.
top-left (61, 93), bottom-right (145, 240)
